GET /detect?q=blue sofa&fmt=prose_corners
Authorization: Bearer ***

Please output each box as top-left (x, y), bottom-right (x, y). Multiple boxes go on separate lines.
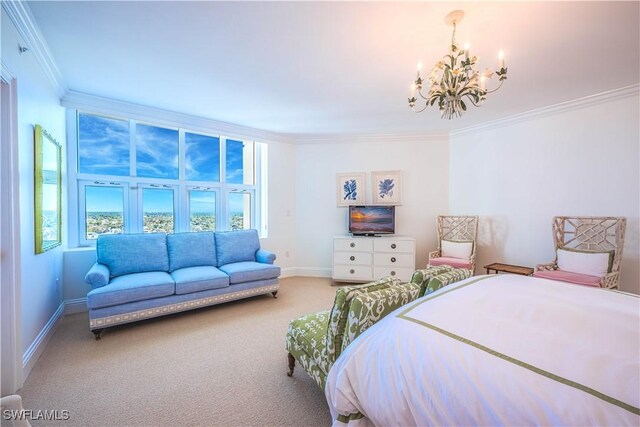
top-left (84, 229), bottom-right (280, 339)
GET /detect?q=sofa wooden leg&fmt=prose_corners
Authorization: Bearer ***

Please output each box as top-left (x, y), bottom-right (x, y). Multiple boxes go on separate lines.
top-left (271, 291), bottom-right (278, 299)
top-left (287, 352), bottom-right (295, 377)
top-left (92, 329), bottom-right (103, 341)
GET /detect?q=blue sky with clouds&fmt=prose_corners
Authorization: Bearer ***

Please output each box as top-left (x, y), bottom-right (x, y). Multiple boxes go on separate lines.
top-left (80, 114), bottom-right (248, 214)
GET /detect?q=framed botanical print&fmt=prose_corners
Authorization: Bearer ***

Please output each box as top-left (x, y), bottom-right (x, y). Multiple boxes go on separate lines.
top-left (336, 172), bottom-right (366, 206)
top-left (371, 170), bottom-right (402, 205)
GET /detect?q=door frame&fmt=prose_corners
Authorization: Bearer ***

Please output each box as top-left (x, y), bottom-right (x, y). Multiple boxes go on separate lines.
top-left (1, 63), bottom-right (23, 395)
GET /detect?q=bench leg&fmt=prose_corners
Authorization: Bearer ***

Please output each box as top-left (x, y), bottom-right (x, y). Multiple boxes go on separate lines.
top-left (287, 352), bottom-right (295, 377)
top-left (271, 291), bottom-right (278, 299)
top-left (92, 329), bottom-right (103, 341)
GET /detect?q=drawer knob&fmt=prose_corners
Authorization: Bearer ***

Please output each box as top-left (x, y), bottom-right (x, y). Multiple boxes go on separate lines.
top-left (350, 269), bottom-right (355, 274)
top-left (350, 242), bottom-right (355, 248)
top-left (391, 244), bottom-right (397, 249)
top-left (391, 257), bottom-right (396, 263)
top-left (390, 271), bottom-right (396, 276)
top-left (350, 256), bottom-right (355, 261)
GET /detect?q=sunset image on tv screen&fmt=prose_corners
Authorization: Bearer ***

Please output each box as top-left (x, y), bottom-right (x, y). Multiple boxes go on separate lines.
top-left (350, 206), bottom-right (394, 233)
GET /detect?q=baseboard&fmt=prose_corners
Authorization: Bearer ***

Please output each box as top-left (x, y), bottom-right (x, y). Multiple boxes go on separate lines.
top-left (290, 267), bottom-right (332, 278)
top-left (22, 301), bottom-right (64, 381)
top-left (65, 297), bottom-right (88, 314)
top-left (279, 267), bottom-right (297, 278)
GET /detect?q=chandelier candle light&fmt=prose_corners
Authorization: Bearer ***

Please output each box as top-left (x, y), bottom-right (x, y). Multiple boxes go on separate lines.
top-left (409, 10), bottom-right (508, 119)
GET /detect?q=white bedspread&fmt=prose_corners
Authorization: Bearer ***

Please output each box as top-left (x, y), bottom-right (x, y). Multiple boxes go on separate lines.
top-left (325, 274), bottom-right (640, 426)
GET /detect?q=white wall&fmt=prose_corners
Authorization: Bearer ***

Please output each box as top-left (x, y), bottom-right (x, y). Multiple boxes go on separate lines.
top-left (1, 12), bottom-right (66, 362)
top-left (294, 136), bottom-right (449, 275)
top-left (450, 93), bottom-right (640, 294)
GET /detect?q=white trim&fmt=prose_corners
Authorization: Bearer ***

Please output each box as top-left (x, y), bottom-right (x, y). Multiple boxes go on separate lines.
top-left (1, 74), bottom-right (22, 395)
top-left (64, 298), bottom-right (88, 314)
top-left (451, 84), bottom-right (640, 137)
top-left (293, 133), bottom-right (448, 145)
top-left (1, 63), bottom-right (15, 82)
top-left (289, 267), bottom-right (333, 278)
top-left (61, 91), bottom-right (295, 145)
top-left (22, 302), bottom-right (64, 381)
top-left (279, 267), bottom-right (297, 278)
top-left (1, 1), bottom-right (67, 97)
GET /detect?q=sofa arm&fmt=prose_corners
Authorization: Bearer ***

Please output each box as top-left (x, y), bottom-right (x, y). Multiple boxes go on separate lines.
top-left (85, 263), bottom-right (111, 289)
top-left (256, 249), bottom-right (276, 264)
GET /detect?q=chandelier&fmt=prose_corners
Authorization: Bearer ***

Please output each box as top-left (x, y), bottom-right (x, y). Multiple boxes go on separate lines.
top-left (408, 10), bottom-right (508, 119)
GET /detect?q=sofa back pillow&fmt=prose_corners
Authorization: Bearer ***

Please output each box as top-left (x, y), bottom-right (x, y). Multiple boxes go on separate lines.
top-left (215, 229), bottom-right (260, 266)
top-left (556, 248), bottom-right (611, 277)
top-left (97, 233), bottom-right (169, 278)
top-left (167, 232), bottom-right (217, 272)
top-left (441, 239), bottom-right (473, 259)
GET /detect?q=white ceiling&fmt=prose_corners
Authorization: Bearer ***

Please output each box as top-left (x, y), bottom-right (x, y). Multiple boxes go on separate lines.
top-left (27, 1), bottom-right (640, 136)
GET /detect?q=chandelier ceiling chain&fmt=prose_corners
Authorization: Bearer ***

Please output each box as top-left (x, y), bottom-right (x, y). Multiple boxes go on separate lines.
top-left (408, 10), bottom-right (508, 119)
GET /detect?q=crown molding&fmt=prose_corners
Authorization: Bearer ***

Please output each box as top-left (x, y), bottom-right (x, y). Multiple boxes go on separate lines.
top-left (2, 1), bottom-right (67, 97)
top-left (292, 132), bottom-right (449, 145)
top-left (60, 90), bottom-right (296, 145)
top-left (1, 62), bottom-right (15, 82)
top-left (450, 84), bottom-right (640, 138)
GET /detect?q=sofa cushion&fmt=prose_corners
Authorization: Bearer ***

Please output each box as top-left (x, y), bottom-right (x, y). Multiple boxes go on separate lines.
top-left (167, 232), bottom-right (217, 272)
top-left (171, 266), bottom-right (229, 295)
top-left (533, 269), bottom-right (602, 287)
top-left (97, 233), bottom-right (169, 278)
top-left (423, 268), bottom-right (473, 296)
top-left (218, 261), bottom-right (281, 285)
top-left (215, 229), bottom-right (260, 266)
top-left (87, 271), bottom-right (175, 309)
top-left (429, 256), bottom-right (473, 269)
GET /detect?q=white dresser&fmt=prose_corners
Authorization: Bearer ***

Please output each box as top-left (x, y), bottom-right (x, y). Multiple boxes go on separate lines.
top-left (332, 236), bottom-right (416, 283)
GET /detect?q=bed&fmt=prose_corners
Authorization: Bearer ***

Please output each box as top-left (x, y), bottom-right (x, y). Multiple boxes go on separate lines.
top-left (325, 274), bottom-right (640, 426)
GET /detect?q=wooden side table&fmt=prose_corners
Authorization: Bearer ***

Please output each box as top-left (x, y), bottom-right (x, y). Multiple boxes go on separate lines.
top-left (484, 262), bottom-right (534, 276)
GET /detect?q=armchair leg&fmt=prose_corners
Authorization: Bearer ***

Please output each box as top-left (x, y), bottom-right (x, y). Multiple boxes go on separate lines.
top-left (271, 291), bottom-right (278, 299)
top-left (287, 352), bottom-right (295, 377)
top-left (92, 329), bottom-right (103, 341)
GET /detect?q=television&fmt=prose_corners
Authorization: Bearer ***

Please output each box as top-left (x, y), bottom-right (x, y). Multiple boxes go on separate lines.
top-left (349, 205), bottom-right (395, 236)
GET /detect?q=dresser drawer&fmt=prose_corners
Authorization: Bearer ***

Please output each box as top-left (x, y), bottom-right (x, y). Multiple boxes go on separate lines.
top-left (333, 265), bottom-right (373, 281)
top-left (334, 238), bottom-right (374, 252)
top-left (373, 266), bottom-right (414, 282)
top-left (334, 252), bottom-right (372, 265)
top-left (373, 253), bottom-right (414, 267)
top-left (373, 239), bottom-right (415, 253)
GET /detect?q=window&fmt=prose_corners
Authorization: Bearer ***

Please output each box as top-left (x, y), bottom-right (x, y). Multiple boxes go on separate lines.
top-left (226, 139), bottom-right (254, 185)
top-left (141, 187), bottom-right (175, 233)
top-left (78, 114), bottom-right (129, 176)
top-left (189, 189), bottom-right (216, 231)
top-left (73, 112), bottom-right (265, 245)
top-left (136, 124), bottom-right (179, 179)
top-left (228, 191), bottom-right (252, 230)
top-left (185, 133), bottom-right (220, 182)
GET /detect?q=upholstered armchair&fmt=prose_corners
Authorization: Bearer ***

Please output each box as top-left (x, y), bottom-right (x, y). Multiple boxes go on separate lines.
top-left (285, 277), bottom-right (421, 388)
top-left (534, 216), bottom-right (626, 289)
top-left (428, 215), bottom-right (479, 273)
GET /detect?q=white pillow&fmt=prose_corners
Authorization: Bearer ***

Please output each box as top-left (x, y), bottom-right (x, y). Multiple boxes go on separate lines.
top-left (556, 248), bottom-right (610, 277)
top-left (441, 240), bottom-right (473, 259)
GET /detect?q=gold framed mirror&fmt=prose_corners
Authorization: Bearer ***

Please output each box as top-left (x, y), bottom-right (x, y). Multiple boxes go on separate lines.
top-left (34, 124), bottom-right (62, 254)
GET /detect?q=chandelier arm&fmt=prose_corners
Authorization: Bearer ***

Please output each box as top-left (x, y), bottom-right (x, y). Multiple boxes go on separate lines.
top-left (411, 103), bottom-right (430, 113)
top-left (485, 79), bottom-right (505, 94)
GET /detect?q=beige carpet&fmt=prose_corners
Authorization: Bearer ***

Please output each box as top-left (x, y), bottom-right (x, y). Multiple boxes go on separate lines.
top-left (19, 277), bottom-right (337, 426)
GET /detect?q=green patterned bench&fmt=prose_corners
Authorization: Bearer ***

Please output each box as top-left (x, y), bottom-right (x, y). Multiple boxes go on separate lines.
top-left (285, 277), bottom-right (420, 388)
top-left (285, 267), bottom-right (472, 388)
top-left (410, 265), bottom-right (473, 297)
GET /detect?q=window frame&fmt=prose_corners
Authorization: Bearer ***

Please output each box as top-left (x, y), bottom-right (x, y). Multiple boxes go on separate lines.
top-left (71, 110), bottom-right (265, 247)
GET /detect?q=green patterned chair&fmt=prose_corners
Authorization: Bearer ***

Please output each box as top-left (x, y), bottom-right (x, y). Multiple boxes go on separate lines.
top-left (285, 277), bottom-right (420, 388)
top-left (411, 265), bottom-right (473, 297)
